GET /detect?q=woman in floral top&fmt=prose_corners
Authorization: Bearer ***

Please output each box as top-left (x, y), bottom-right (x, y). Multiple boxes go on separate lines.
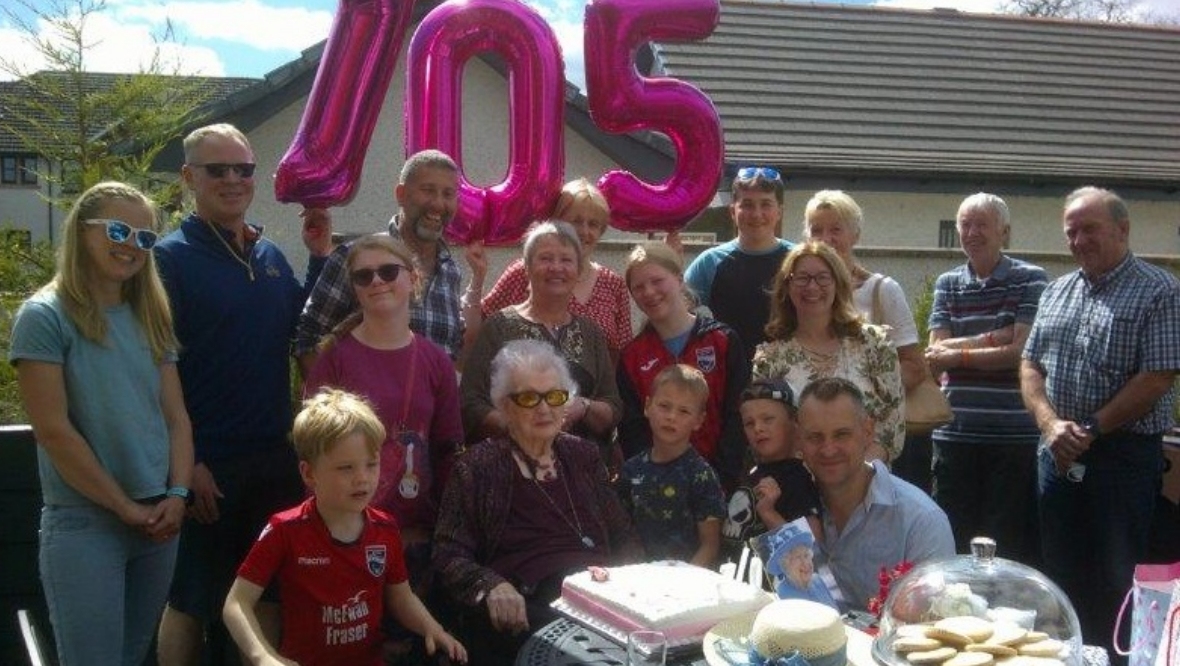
top-left (752, 241), bottom-right (904, 462)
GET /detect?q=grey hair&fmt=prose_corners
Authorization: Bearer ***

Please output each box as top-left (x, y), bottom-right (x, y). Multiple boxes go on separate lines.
top-left (1065, 186), bottom-right (1129, 223)
top-left (399, 149), bottom-right (459, 185)
top-left (183, 123), bottom-right (251, 163)
top-left (489, 339), bottom-right (578, 410)
top-left (798, 377), bottom-right (868, 422)
top-left (522, 220), bottom-right (583, 269)
top-left (957, 193), bottom-right (1010, 227)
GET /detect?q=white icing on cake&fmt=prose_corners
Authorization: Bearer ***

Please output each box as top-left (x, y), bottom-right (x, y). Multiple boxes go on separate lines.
top-left (561, 561), bottom-right (772, 641)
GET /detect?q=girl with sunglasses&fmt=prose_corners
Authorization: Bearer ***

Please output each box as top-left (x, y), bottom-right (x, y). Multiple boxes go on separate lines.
top-left (304, 235), bottom-right (462, 605)
top-left (9, 181), bottom-right (193, 665)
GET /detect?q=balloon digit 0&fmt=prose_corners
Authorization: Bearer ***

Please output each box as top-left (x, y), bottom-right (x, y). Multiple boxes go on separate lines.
top-left (584, 0), bottom-right (724, 233)
top-left (405, 0), bottom-right (565, 246)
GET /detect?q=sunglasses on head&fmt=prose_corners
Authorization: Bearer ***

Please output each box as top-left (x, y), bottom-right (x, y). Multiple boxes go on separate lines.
top-left (84, 219), bottom-right (159, 250)
top-left (508, 389), bottom-right (571, 409)
top-left (735, 166), bottom-right (782, 182)
top-left (190, 163), bottom-right (257, 179)
top-left (349, 263), bottom-right (404, 287)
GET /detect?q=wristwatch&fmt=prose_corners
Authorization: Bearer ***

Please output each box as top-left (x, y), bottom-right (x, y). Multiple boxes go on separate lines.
top-left (165, 486), bottom-right (193, 506)
top-left (1079, 416), bottom-right (1102, 438)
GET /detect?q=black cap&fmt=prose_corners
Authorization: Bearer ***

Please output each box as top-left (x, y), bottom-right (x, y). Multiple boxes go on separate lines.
top-left (740, 379), bottom-right (796, 410)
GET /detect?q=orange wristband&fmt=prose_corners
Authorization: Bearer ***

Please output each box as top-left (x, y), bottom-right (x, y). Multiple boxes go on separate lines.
top-left (960, 348), bottom-right (969, 368)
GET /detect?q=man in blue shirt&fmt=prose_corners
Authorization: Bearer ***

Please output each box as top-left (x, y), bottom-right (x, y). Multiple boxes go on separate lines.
top-left (154, 123), bottom-right (333, 665)
top-left (797, 377), bottom-right (954, 613)
top-left (685, 167), bottom-right (793, 358)
top-left (925, 193), bottom-right (1048, 565)
top-left (1022, 186), bottom-right (1180, 657)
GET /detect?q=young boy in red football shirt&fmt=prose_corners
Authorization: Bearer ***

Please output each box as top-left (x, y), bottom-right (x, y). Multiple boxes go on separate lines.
top-left (223, 389), bottom-right (466, 666)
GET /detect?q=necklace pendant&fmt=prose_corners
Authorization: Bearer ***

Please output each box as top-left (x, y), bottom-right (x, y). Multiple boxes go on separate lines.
top-left (581, 535), bottom-right (595, 549)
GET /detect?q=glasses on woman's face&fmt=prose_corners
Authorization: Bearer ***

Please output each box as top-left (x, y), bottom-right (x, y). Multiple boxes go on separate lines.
top-left (735, 166), bottom-right (782, 182)
top-left (508, 389), bottom-right (571, 409)
top-left (788, 271), bottom-right (834, 288)
top-left (189, 162), bottom-right (257, 179)
top-left (83, 219), bottom-right (159, 250)
top-left (350, 263), bottom-right (404, 287)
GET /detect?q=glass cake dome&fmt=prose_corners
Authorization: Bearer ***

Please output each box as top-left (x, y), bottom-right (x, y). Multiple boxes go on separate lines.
top-left (872, 537), bottom-right (1083, 666)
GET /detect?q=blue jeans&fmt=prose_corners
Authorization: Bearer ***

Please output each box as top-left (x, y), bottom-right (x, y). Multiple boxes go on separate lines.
top-left (1037, 432), bottom-right (1162, 656)
top-left (40, 503), bottom-right (178, 666)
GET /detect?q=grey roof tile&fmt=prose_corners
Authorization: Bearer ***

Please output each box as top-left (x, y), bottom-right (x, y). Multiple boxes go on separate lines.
top-left (654, 0), bottom-right (1180, 186)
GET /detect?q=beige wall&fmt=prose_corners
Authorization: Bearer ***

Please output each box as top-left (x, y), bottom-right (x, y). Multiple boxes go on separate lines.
top-left (0, 184), bottom-right (60, 243)
top-left (245, 51), bottom-right (629, 269)
top-left (777, 190), bottom-right (1180, 256)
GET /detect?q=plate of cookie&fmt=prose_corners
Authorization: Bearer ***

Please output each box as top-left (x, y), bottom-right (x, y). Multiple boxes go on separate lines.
top-left (870, 538), bottom-right (1082, 666)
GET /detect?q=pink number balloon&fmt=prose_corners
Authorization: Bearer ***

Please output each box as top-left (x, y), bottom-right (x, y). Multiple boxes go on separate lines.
top-left (274, 0), bottom-right (416, 208)
top-left (584, 0), bottom-right (723, 233)
top-left (406, 0), bottom-right (565, 246)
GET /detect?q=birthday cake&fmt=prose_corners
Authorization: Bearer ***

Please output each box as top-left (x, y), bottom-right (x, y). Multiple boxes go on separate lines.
top-left (558, 561), bottom-right (772, 642)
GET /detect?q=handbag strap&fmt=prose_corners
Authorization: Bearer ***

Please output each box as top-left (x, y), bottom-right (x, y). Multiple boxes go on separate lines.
top-left (869, 274), bottom-right (885, 326)
top-left (1164, 598), bottom-right (1180, 666)
top-left (1113, 587), bottom-right (1135, 655)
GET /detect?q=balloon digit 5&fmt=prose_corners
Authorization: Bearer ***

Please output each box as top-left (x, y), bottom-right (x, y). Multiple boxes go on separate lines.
top-left (584, 0), bottom-right (724, 233)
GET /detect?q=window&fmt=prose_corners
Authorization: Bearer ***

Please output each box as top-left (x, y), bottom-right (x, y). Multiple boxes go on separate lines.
top-left (938, 219), bottom-right (958, 249)
top-left (1, 153), bottom-right (39, 185)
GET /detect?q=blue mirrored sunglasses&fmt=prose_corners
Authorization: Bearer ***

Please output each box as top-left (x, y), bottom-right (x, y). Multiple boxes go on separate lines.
top-left (735, 166), bottom-right (782, 182)
top-left (84, 219), bottom-right (159, 250)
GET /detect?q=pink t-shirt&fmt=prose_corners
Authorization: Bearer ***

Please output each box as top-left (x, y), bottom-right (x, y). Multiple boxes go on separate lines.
top-left (306, 334), bottom-right (462, 530)
top-left (481, 259), bottom-right (634, 352)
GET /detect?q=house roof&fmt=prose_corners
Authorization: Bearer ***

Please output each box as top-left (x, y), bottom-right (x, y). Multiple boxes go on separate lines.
top-left (652, 0), bottom-right (1180, 189)
top-left (0, 71), bottom-right (258, 153)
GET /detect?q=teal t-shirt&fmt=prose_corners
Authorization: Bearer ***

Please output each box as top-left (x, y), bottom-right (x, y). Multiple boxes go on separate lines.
top-left (9, 291), bottom-right (175, 506)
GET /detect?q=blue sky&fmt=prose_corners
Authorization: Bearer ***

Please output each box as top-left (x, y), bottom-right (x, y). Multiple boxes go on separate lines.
top-left (1, 0), bottom-right (1172, 86)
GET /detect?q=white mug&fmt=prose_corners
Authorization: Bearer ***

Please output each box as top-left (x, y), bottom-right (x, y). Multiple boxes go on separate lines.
top-left (627, 630), bottom-right (668, 666)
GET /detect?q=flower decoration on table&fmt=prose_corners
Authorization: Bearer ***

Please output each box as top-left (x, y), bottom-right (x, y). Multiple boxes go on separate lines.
top-left (867, 560), bottom-right (914, 618)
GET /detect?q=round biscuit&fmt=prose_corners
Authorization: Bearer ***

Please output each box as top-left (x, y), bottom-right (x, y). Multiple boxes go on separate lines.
top-left (908, 647), bottom-right (959, 664)
top-left (935, 616), bottom-right (995, 643)
top-left (927, 627), bottom-right (974, 648)
top-left (1018, 640), bottom-right (1064, 658)
top-left (945, 652), bottom-right (994, 666)
top-left (984, 623), bottom-right (1028, 647)
top-left (1018, 631), bottom-right (1050, 645)
top-left (966, 644), bottom-right (1018, 657)
top-left (895, 637), bottom-right (945, 653)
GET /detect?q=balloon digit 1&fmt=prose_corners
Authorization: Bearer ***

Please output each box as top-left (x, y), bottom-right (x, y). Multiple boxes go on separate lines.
top-left (584, 0), bottom-right (724, 233)
top-left (275, 0), bottom-right (417, 208)
top-left (405, 0), bottom-right (565, 246)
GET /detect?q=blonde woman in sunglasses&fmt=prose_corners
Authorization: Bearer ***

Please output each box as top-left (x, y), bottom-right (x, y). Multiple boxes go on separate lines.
top-left (304, 234), bottom-right (461, 605)
top-left (435, 339), bottom-right (642, 663)
top-left (9, 181), bottom-right (193, 665)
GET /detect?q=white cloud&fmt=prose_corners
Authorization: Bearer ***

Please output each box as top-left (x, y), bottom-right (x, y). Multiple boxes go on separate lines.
top-left (121, 0), bottom-right (333, 53)
top-left (0, 7), bottom-right (224, 80)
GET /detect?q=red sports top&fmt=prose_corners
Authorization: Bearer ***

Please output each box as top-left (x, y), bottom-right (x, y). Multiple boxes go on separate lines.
top-left (238, 498), bottom-right (408, 666)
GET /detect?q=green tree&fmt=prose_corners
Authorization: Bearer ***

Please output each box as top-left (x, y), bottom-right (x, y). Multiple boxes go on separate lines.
top-left (0, 0), bottom-right (214, 210)
top-left (998, 0), bottom-right (1179, 24)
top-left (0, 0), bottom-right (217, 423)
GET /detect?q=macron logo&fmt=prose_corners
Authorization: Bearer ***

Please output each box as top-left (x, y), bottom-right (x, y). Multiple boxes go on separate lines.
top-left (298, 556), bottom-right (330, 566)
top-left (640, 358), bottom-right (659, 372)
